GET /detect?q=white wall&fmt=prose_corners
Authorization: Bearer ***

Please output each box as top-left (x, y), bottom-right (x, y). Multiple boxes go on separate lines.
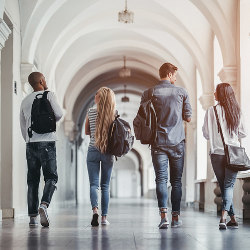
top-left (0, 1), bottom-right (5, 19)
top-left (240, 0), bottom-right (250, 157)
top-left (0, 0), bottom-right (79, 217)
top-left (51, 124), bottom-right (76, 209)
top-left (77, 136), bottom-right (90, 205)
top-left (113, 156), bottom-right (140, 198)
top-left (1, 0), bottom-right (27, 217)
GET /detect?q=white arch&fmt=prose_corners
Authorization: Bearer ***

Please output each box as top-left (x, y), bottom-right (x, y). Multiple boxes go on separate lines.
top-left (22, 1), bottom-right (212, 96)
top-left (189, 0), bottom-right (236, 66)
top-left (21, 0), bottom-right (67, 62)
top-left (43, 15), bottom-right (211, 94)
top-left (61, 43), bottom-right (192, 122)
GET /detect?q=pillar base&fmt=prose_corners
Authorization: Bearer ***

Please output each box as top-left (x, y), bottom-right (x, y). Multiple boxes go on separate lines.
top-left (243, 209), bottom-right (250, 220)
top-left (2, 208), bottom-right (14, 218)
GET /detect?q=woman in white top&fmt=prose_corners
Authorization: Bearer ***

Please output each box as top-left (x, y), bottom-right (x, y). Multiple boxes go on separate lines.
top-left (85, 87), bottom-right (116, 227)
top-left (203, 83), bottom-right (247, 229)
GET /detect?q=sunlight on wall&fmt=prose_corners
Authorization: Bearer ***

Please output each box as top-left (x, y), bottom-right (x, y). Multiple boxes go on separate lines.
top-left (214, 36), bottom-right (223, 88)
top-left (196, 69), bottom-right (207, 180)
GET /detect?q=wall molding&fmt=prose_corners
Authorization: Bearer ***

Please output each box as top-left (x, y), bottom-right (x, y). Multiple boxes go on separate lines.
top-left (0, 18), bottom-right (11, 50)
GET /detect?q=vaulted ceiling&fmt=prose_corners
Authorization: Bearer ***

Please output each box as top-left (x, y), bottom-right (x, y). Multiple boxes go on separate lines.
top-left (19, 0), bottom-right (237, 135)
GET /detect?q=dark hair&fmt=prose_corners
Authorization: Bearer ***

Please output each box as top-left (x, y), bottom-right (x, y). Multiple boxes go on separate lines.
top-left (159, 63), bottom-right (178, 78)
top-left (216, 83), bottom-right (240, 135)
top-left (28, 72), bottom-right (43, 87)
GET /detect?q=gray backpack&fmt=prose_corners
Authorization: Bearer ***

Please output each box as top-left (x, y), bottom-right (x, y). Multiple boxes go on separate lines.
top-left (133, 88), bottom-right (157, 145)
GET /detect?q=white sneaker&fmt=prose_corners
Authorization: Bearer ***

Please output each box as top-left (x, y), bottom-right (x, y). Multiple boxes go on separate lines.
top-left (219, 219), bottom-right (227, 230)
top-left (39, 204), bottom-right (50, 227)
top-left (101, 220), bottom-right (110, 225)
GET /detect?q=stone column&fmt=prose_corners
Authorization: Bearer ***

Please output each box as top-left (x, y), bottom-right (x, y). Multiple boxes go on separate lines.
top-left (199, 93), bottom-right (214, 110)
top-left (218, 66), bottom-right (238, 99)
top-left (64, 119), bottom-right (76, 142)
top-left (185, 117), bottom-right (196, 205)
top-left (21, 63), bottom-right (37, 94)
top-left (0, 18), bottom-right (11, 220)
top-left (242, 179), bottom-right (250, 219)
top-left (199, 93), bottom-right (217, 212)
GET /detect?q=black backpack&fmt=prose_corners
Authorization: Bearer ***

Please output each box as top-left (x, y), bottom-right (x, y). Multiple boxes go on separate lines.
top-left (106, 115), bottom-right (134, 157)
top-left (133, 88), bottom-right (157, 145)
top-left (28, 91), bottom-right (56, 138)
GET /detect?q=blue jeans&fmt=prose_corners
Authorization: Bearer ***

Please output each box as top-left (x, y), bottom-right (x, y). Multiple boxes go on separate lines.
top-left (26, 142), bottom-right (58, 216)
top-left (151, 140), bottom-right (185, 214)
top-left (210, 154), bottom-right (237, 216)
top-left (87, 146), bottom-right (114, 216)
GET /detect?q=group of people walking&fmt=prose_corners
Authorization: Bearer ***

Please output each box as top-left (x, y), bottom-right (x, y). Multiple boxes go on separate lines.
top-left (20, 62), bottom-right (246, 230)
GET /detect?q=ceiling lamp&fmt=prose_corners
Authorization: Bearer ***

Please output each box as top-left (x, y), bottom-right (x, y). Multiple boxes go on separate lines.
top-left (121, 85), bottom-right (129, 102)
top-left (118, 0), bottom-right (134, 24)
top-left (119, 56), bottom-right (131, 78)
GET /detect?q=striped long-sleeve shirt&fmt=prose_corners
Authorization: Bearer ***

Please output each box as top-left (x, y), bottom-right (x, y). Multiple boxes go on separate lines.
top-left (88, 107), bottom-right (98, 147)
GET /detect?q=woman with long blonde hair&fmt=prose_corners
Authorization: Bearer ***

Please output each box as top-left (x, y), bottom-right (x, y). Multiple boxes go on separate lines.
top-left (85, 87), bottom-right (116, 226)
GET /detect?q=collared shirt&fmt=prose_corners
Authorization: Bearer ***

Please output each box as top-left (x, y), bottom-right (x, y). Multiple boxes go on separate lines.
top-left (20, 91), bottom-right (63, 142)
top-left (141, 80), bottom-right (192, 147)
top-left (202, 105), bottom-right (247, 155)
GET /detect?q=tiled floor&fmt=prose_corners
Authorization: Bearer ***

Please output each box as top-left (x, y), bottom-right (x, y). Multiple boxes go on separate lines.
top-left (1, 199), bottom-right (250, 250)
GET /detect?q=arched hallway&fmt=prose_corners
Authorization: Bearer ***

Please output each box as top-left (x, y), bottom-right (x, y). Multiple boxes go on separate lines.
top-left (1, 199), bottom-right (250, 250)
top-left (1, 0), bottom-right (250, 248)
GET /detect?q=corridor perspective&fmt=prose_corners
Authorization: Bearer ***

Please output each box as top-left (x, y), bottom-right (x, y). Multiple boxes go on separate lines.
top-left (1, 0), bottom-right (250, 249)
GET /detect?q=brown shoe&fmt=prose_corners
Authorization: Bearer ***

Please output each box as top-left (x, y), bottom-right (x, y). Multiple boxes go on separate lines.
top-left (226, 220), bottom-right (239, 229)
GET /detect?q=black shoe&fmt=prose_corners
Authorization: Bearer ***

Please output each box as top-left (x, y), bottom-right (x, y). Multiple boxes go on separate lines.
top-left (219, 219), bottom-right (227, 230)
top-left (226, 220), bottom-right (239, 229)
top-left (91, 213), bottom-right (99, 227)
top-left (29, 216), bottom-right (38, 227)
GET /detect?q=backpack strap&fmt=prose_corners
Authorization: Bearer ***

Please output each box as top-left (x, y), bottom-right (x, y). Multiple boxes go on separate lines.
top-left (35, 90), bottom-right (49, 99)
top-left (42, 91), bottom-right (50, 99)
top-left (35, 93), bottom-right (43, 99)
top-left (148, 87), bottom-right (154, 100)
top-left (213, 105), bottom-right (227, 152)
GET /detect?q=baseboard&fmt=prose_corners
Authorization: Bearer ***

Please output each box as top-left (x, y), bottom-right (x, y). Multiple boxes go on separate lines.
top-left (2, 208), bottom-right (14, 218)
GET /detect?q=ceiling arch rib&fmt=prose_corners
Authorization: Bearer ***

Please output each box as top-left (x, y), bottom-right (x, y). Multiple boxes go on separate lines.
top-left (75, 90), bottom-right (144, 138)
top-left (189, 0), bottom-right (236, 66)
top-left (63, 56), bottom-right (159, 108)
top-left (71, 69), bottom-right (159, 128)
top-left (21, 0), bottom-right (99, 63)
top-left (22, 0), bottom-right (67, 62)
top-left (20, 0), bottom-right (236, 104)
top-left (62, 47), bottom-right (192, 124)
top-left (22, 0), bottom-right (227, 98)
top-left (42, 14), bottom-right (209, 94)
top-left (58, 39), bottom-right (191, 109)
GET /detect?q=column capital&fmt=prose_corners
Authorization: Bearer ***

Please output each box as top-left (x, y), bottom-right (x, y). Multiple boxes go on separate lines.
top-left (21, 63), bottom-right (38, 94)
top-left (218, 66), bottom-right (239, 98)
top-left (0, 18), bottom-right (11, 50)
top-left (218, 66), bottom-right (237, 85)
top-left (199, 93), bottom-right (214, 110)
